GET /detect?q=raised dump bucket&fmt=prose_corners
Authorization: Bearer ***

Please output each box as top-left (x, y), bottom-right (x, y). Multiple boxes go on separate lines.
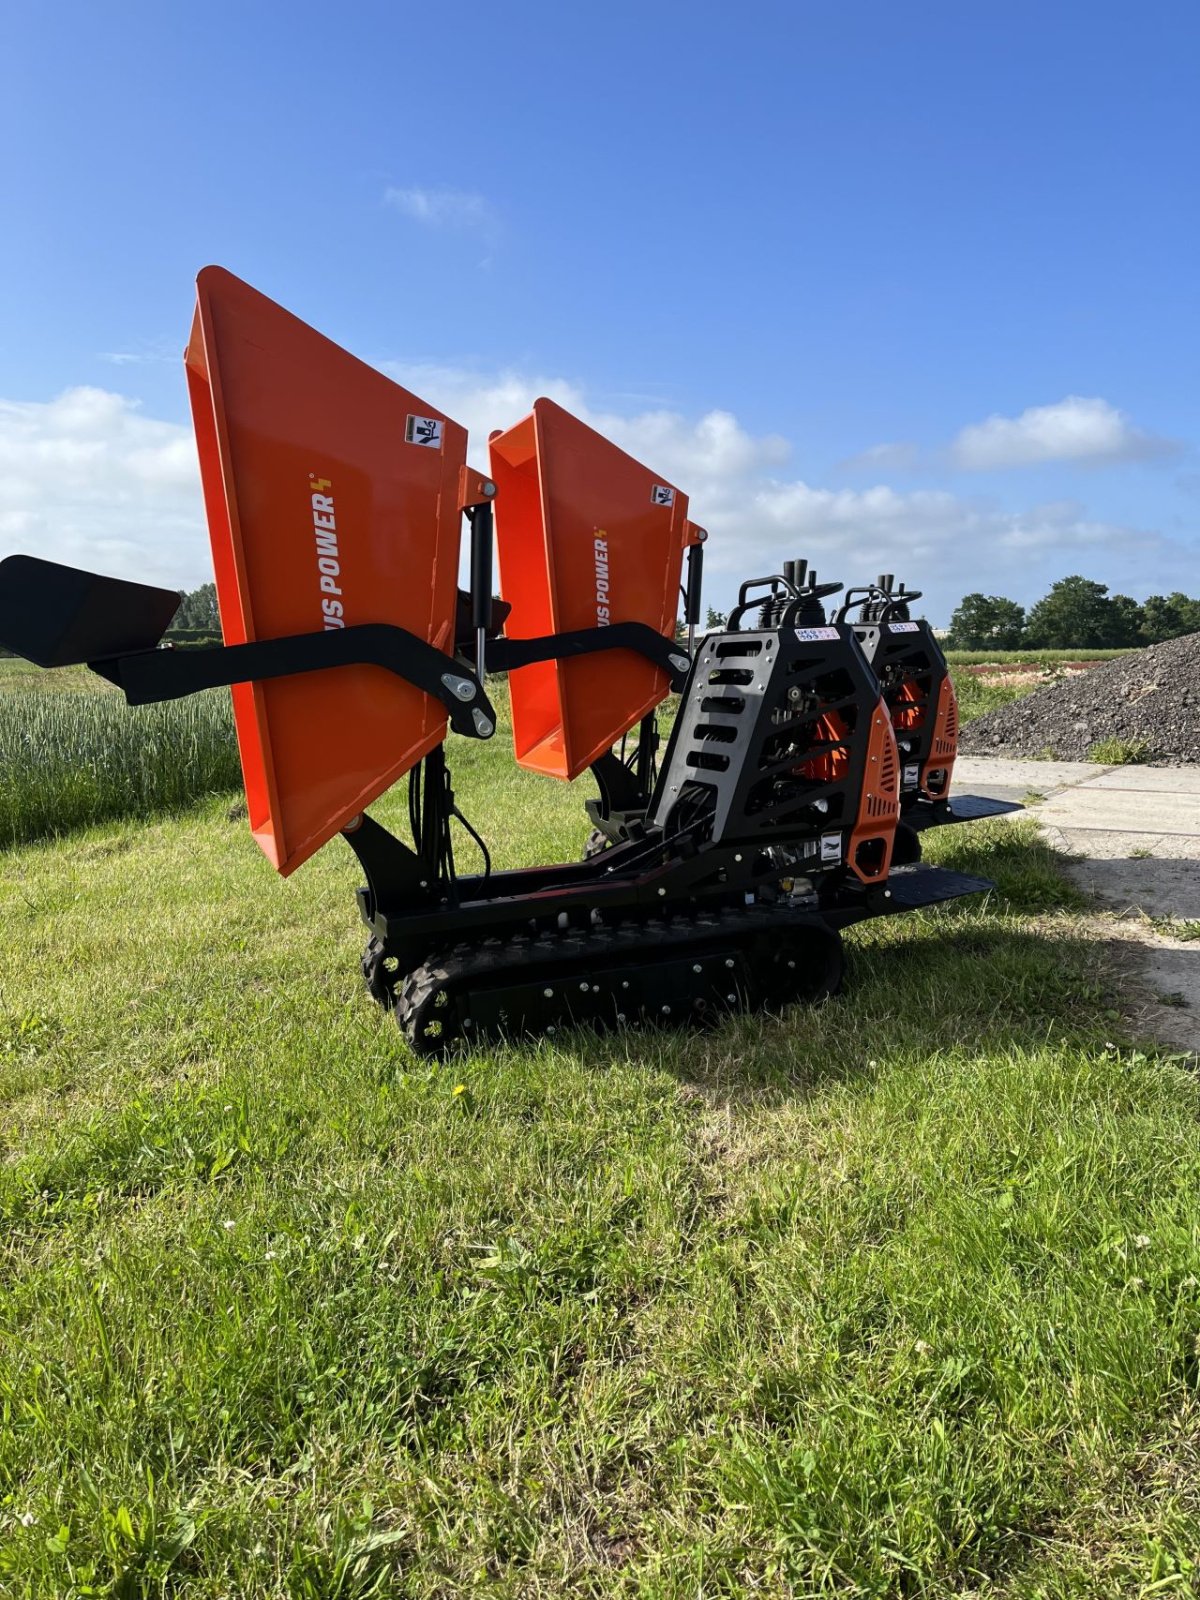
top-left (186, 267), bottom-right (468, 875)
top-left (489, 398), bottom-right (696, 780)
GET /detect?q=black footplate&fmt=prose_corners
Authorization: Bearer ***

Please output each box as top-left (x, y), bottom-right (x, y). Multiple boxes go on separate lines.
top-left (905, 793), bottom-right (1024, 831)
top-left (826, 863), bottom-right (994, 929)
top-left (882, 863), bottom-right (995, 910)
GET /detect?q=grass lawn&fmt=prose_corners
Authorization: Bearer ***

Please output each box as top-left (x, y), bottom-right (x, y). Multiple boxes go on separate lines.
top-left (2, 676), bottom-right (1199, 1597)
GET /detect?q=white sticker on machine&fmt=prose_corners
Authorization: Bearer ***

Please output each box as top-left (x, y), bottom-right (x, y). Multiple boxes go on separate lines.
top-left (405, 414), bottom-right (444, 448)
top-left (903, 763), bottom-right (920, 789)
top-left (820, 831), bottom-right (842, 864)
top-left (651, 484), bottom-right (675, 506)
top-left (796, 626), bottom-right (840, 641)
top-left (888, 621), bottom-right (919, 632)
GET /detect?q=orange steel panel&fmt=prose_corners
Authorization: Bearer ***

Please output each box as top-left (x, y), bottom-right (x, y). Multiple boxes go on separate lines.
top-left (489, 398), bottom-right (692, 781)
top-left (848, 699), bottom-right (900, 884)
top-left (921, 674), bottom-right (959, 799)
top-left (185, 266), bottom-right (467, 875)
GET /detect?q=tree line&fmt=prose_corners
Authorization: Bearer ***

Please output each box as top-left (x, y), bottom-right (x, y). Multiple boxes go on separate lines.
top-left (947, 577), bottom-right (1200, 651)
top-left (171, 582), bottom-right (220, 633)
top-left (169, 576), bottom-right (1198, 654)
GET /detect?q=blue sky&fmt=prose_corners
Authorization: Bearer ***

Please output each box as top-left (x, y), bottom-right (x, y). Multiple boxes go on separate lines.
top-left (2, 0), bottom-right (1197, 621)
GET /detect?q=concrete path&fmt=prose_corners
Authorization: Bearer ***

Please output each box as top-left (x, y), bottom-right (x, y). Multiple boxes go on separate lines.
top-left (954, 757), bottom-right (1200, 1052)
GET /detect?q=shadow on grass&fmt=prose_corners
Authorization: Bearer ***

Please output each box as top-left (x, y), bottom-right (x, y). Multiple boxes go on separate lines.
top-left (499, 816), bottom-right (1174, 1109)
top-left (519, 909), bottom-right (1117, 1110)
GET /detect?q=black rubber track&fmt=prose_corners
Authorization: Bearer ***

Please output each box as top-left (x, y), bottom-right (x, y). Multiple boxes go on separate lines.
top-left (392, 903), bottom-right (845, 1056)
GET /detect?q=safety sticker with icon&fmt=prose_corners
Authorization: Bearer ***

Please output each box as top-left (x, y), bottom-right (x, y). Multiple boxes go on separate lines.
top-left (405, 414), bottom-right (444, 448)
top-left (651, 484), bottom-right (675, 506)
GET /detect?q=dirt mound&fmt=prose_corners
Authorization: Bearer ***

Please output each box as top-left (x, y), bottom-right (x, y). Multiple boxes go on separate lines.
top-left (958, 630), bottom-right (1200, 764)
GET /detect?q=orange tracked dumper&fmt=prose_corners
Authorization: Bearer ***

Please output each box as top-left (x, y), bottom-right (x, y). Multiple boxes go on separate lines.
top-left (0, 269), bottom-right (1018, 1053)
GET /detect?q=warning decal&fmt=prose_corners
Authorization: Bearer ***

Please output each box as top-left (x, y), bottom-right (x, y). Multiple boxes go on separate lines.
top-left (820, 831), bottom-right (842, 864)
top-left (795, 625), bottom-right (840, 641)
top-left (405, 414), bottom-right (444, 448)
top-left (888, 621), bottom-right (919, 632)
top-left (651, 484), bottom-right (675, 506)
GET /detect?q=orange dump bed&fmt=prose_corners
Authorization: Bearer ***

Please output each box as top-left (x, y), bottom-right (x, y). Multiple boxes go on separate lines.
top-left (489, 398), bottom-right (696, 780)
top-left (185, 267), bottom-right (467, 875)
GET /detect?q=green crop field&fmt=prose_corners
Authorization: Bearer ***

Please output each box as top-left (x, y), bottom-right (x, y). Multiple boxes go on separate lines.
top-left (2, 665), bottom-right (1198, 1597)
top-left (943, 648), bottom-right (1131, 667)
top-left (0, 680), bottom-right (240, 848)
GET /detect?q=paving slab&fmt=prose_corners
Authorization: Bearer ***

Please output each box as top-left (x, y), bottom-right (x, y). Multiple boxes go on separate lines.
top-left (1083, 768), bottom-right (1200, 794)
top-left (1128, 943), bottom-right (1200, 1054)
top-left (1041, 826), bottom-right (1170, 860)
top-left (954, 757), bottom-right (1111, 795)
top-left (959, 752), bottom-right (1199, 1050)
top-left (1036, 788), bottom-right (1200, 837)
top-left (1064, 855), bottom-right (1200, 920)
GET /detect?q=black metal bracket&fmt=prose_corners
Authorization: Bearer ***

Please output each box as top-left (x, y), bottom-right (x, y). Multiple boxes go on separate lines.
top-left (342, 813), bottom-right (434, 925)
top-left (89, 623), bottom-right (497, 739)
top-left (488, 622), bottom-right (690, 688)
top-left (589, 750), bottom-right (648, 816)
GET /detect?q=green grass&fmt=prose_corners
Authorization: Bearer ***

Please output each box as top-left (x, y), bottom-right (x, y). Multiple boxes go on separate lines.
top-left (944, 649), bottom-right (1133, 666)
top-left (2, 685), bottom-right (1200, 1595)
top-left (1089, 736), bottom-right (1152, 766)
top-left (948, 655), bottom-right (1130, 728)
top-left (951, 670), bottom-right (1032, 724)
top-left (0, 684), bottom-right (241, 847)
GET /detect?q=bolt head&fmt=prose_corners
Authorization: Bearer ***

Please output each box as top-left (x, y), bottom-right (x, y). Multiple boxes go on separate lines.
top-left (692, 964), bottom-right (702, 973)
top-left (579, 981), bottom-right (589, 991)
top-left (544, 988), bottom-right (554, 998)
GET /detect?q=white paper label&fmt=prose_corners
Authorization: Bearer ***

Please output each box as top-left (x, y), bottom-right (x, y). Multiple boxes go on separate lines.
top-left (889, 621), bottom-right (919, 632)
top-left (903, 763), bottom-right (920, 788)
top-left (795, 626), bottom-right (840, 641)
top-left (820, 831), bottom-right (842, 863)
top-left (651, 484), bottom-right (675, 506)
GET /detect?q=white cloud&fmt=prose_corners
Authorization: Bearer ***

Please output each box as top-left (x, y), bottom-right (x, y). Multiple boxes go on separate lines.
top-left (383, 186), bottom-right (495, 232)
top-left (382, 360), bottom-right (793, 490)
top-left (0, 387), bottom-right (205, 587)
top-left (0, 377), bottom-right (1185, 624)
top-left (951, 395), bottom-right (1175, 470)
top-left (379, 361), bottom-right (1170, 610)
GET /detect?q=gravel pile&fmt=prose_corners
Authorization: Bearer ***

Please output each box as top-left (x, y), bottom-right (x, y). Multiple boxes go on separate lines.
top-left (958, 630), bottom-right (1200, 764)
